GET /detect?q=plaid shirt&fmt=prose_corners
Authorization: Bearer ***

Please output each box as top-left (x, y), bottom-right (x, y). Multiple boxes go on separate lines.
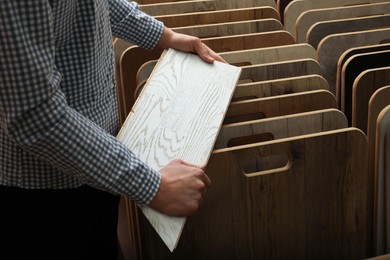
top-left (0, 0), bottom-right (163, 205)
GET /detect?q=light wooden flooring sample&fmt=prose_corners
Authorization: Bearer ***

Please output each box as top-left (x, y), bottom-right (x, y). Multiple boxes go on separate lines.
top-left (117, 49), bottom-right (241, 251)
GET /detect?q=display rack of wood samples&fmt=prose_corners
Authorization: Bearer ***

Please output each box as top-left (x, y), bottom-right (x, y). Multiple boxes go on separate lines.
top-left (113, 0), bottom-right (390, 259)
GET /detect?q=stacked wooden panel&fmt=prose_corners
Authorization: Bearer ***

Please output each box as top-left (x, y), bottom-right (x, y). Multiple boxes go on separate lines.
top-left (115, 0), bottom-right (390, 259)
top-left (283, 0), bottom-right (390, 256)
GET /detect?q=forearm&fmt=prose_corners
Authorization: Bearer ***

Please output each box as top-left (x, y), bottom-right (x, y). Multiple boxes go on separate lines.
top-left (109, 0), bottom-right (164, 49)
top-left (14, 95), bottom-right (161, 204)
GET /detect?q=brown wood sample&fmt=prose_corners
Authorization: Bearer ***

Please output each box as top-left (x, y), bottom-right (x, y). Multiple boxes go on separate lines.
top-left (215, 108), bottom-right (348, 149)
top-left (140, 0), bottom-right (218, 16)
top-left (307, 15), bottom-right (390, 50)
top-left (342, 50), bottom-right (390, 127)
top-left (233, 74), bottom-right (329, 101)
top-left (296, 2), bottom-right (390, 43)
top-left (317, 28), bottom-right (390, 103)
top-left (220, 43), bottom-right (318, 65)
top-left (284, 0), bottom-right (387, 38)
top-left (336, 43), bottom-right (390, 110)
top-left (201, 31), bottom-right (295, 53)
top-left (174, 18), bottom-right (283, 38)
top-left (224, 90), bottom-right (337, 124)
top-left (117, 49), bottom-right (241, 251)
top-left (142, 128), bottom-right (369, 259)
top-left (375, 105), bottom-right (390, 255)
top-left (155, 6), bottom-right (280, 27)
top-left (367, 86), bottom-right (390, 254)
top-left (139, 0), bottom-right (277, 16)
top-left (353, 66), bottom-right (390, 133)
top-left (238, 59), bottom-right (323, 83)
top-left (386, 127), bottom-right (390, 254)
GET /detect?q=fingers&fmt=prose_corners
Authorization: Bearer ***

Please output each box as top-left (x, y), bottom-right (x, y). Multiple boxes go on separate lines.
top-left (150, 159), bottom-right (211, 216)
top-left (206, 46), bottom-right (227, 63)
top-left (177, 159), bottom-right (211, 188)
top-left (191, 38), bottom-right (226, 64)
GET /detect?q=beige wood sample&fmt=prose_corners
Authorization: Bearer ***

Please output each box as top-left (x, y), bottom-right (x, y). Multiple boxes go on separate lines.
top-left (284, 0), bottom-right (386, 38)
top-left (353, 66), bottom-right (390, 134)
top-left (307, 15), bottom-right (390, 49)
top-left (215, 108), bottom-right (348, 149)
top-left (224, 90), bottom-right (337, 124)
top-left (116, 49), bottom-right (241, 251)
top-left (155, 6), bottom-right (280, 27)
top-left (144, 128), bottom-right (369, 259)
top-left (375, 105), bottom-right (390, 255)
top-left (120, 31), bottom-right (295, 116)
top-left (139, 0), bottom-right (277, 16)
top-left (295, 2), bottom-right (390, 43)
top-left (367, 86), bottom-right (390, 254)
top-left (233, 74), bottom-right (329, 101)
top-left (317, 28), bottom-right (390, 103)
top-left (238, 59), bottom-right (323, 83)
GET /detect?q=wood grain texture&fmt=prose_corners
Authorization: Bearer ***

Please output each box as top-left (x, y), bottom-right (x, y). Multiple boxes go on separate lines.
top-left (307, 15), bottom-right (390, 50)
top-left (386, 127), bottom-right (390, 253)
top-left (317, 28), bottom-right (390, 103)
top-left (336, 43), bottom-right (390, 110)
top-left (139, 0), bottom-right (277, 16)
top-left (155, 7), bottom-right (280, 27)
top-left (353, 66), bottom-right (390, 133)
top-left (140, 0), bottom-right (218, 16)
top-left (375, 105), bottom-right (390, 255)
top-left (142, 128), bottom-right (369, 259)
top-left (173, 19), bottom-right (283, 39)
top-left (233, 74), bottom-right (329, 101)
top-left (296, 2), bottom-right (390, 43)
top-left (220, 43), bottom-right (318, 64)
top-left (201, 31), bottom-right (295, 53)
top-left (367, 86), bottom-right (390, 255)
top-left (224, 90), bottom-right (337, 124)
top-left (342, 50), bottom-right (390, 127)
top-left (117, 49), bottom-right (241, 251)
top-left (215, 108), bottom-right (348, 149)
top-left (238, 59), bottom-right (323, 83)
top-left (284, 0), bottom-right (386, 38)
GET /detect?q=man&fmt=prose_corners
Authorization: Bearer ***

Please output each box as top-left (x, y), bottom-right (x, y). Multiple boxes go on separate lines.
top-left (0, 1), bottom-right (222, 259)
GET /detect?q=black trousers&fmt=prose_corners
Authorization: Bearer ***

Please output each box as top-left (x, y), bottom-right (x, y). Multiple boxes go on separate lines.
top-left (0, 185), bottom-right (120, 260)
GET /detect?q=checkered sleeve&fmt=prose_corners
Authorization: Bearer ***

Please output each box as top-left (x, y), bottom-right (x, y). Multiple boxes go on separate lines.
top-left (108, 0), bottom-right (164, 49)
top-left (0, 1), bottom-right (161, 205)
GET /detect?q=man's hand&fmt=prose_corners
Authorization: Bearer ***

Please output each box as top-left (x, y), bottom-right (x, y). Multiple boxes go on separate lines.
top-left (148, 159), bottom-right (211, 216)
top-left (155, 27), bottom-right (226, 63)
